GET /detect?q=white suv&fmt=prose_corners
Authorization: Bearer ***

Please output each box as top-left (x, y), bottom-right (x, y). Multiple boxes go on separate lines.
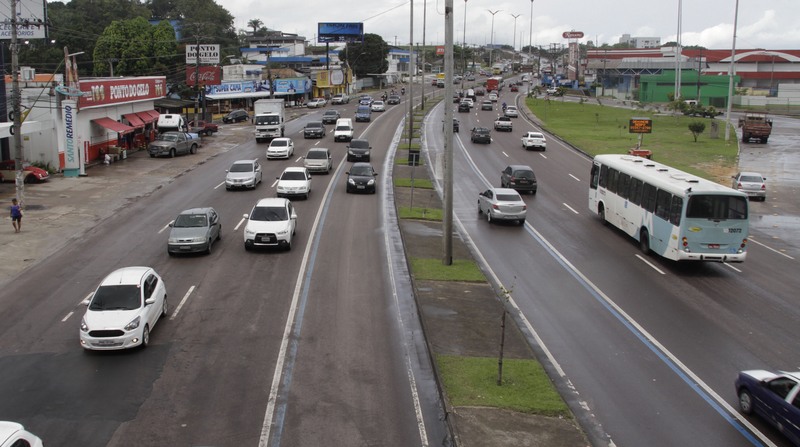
top-left (243, 198), bottom-right (297, 251)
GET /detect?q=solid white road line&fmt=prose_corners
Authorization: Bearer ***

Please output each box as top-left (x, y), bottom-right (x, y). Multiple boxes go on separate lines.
top-left (170, 285), bottom-right (195, 321)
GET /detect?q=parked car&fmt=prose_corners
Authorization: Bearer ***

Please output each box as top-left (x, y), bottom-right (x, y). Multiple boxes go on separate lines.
top-left (276, 166), bottom-right (312, 199)
top-left (148, 131), bottom-right (200, 158)
top-left (346, 162), bottom-right (378, 194)
top-left (266, 137), bottom-right (295, 159)
top-left (243, 197), bottom-right (297, 251)
top-left (0, 160), bottom-right (50, 183)
top-left (546, 87), bottom-right (559, 95)
top-left (167, 207), bottom-right (222, 255)
top-left (331, 93), bottom-right (350, 104)
top-left (481, 100), bottom-right (493, 111)
top-left (79, 266), bottom-right (168, 350)
top-left (387, 95), bottom-right (401, 105)
top-left (504, 106), bottom-right (519, 118)
top-left (371, 100), bottom-right (386, 112)
top-left (188, 120), bottom-right (219, 136)
top-left (303, 148), bottom-right (333, 174)
top-left (477, 188), bottom-right (527, 225)
top-left (225, 159), bottom-right (262, 190)
top-left (521, 131), bottom-right (547, 151)
top-left (307, 97), bottom-right (327, 108)
top-left (322, 109), bottom-right (341, 124)
top-left (303, 121), bottom-right (326, 139)
top-left (347, 138), bottom-right (372, 162)
top-left (471, 127), bottom-right (492, 144)
top-left (501, 164), bottom-right (538, 194)
top-left (0, 421), bottom-right (43, 447)
top-left (731, 171), bottom-right (767, 201)
top-left (735, 369), bottom-right (800, 445)
top-left (222, 109), bottom-right (249, 123)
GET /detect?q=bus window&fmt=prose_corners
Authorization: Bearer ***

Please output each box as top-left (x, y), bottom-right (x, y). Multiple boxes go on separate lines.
top-left (618, 173), bottom-right (631, 199)
top-left (669, 196), bottom-right (683, 225)
top-left (629, 178), bottom-right (643, 206)
top-left (656, 189), bottom-right (672, 220)
top-left (687, 195), bottom-right (747, 220)
top-left (599, 165), bottom-right (608, 188)
top-left (607, 168), bottom-right (619, 193)
top-left (642, 183), bottom-right (657, 212)
top-left (590, 164), bottom-right (599, 189)
top-left (727, 196), bottom-right (748, 219)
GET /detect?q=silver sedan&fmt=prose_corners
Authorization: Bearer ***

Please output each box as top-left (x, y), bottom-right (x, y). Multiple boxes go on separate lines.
top-left (477, 188), bottom-right (527, 225)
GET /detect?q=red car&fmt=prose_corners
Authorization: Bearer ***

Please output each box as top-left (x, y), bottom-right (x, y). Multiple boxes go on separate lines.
top-left (0, 160), bottom-right (50, 183)
top-left (510, 85), bottom-right (519, 92)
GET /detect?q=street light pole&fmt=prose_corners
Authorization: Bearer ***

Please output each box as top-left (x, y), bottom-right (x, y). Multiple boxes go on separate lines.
top-left (487, 9), bottom-right (501, 68)
top-left (511, 13), bottom-right (521, 70)
top-left (528, 0), bottom-right (534, 96)
top-left (461, 0), bottom-right (467, 89)
top-left (724, 0), bottom-right (739, 142)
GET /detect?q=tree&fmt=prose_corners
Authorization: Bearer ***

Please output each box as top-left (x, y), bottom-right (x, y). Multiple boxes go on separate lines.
top-left (247, 19), bottom-right (263, 35)
top-left (688, 121), bottom-right (706, 142)
top-left (341, 34), bottom-right (389, 77)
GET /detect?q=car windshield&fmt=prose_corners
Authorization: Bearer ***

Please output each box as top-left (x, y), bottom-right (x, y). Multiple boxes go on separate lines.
top-left (270, 140), bottom-right (288, 147)
top-left (307, 151), bottom-right (327, 159)
top-left (90, 285), bottom-right (141, 311)
top-left (350, 166), bottom-right (373, 176)
top-left (306, 122), bottom-right (323, 129)
top-left (350, 141), bottom-right (369, 149)
top-left (336, 126), bottom-right (350, 131)
top-left (251, 206), bottom-right (288, 221)
top-left (739, 175), bottom-right (762, 182)
top-left (324, 112), bottom-right (338, 116)
top-left (281, 171), bottom-right (307, 181)
top-left (513, 170), bottom-right (535, 179)
top-left (230, 163), bottom-right (253, 173)
top-left (256, 116), bottom-right (279, 125)
top-left (529, 133), bottom-right (544, 139)
top-left (157, 134), bottom-right (178, 142)
top-left (174, 214), bottom-right (208, 227)
top-left (496, 194), bottom-right (521, 202)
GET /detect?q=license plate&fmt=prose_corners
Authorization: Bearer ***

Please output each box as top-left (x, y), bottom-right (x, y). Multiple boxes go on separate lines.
top-left (180, 246), bottom-right (191, 250)
top-left (357, 185), bottom-right (365, 189)
top-left (97, 340), bottom-right (118, 346)
top-left (259, 236), bottom-right (274, 243)
top-left (708, 244), bottom-right (720, 249)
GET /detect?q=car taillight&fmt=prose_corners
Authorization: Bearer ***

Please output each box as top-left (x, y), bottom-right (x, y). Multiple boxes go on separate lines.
top-left (492, 204), bottom-right (500, 210)
top-left (737, 182), bottom-right (743, 189)
top-left (761, 184), bottom-right (766, 190)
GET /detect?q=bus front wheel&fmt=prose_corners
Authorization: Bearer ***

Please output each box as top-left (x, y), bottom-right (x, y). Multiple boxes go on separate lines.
top-left (639, 228), bottom-right (651, 255)
top-left (598, 204), bottom-right (607, 225)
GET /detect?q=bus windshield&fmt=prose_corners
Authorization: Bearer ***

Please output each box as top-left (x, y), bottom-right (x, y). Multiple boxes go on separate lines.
top-left (686, 194), bottom-right (748, 220)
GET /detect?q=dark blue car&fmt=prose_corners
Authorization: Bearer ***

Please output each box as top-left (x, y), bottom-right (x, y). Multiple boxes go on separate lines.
top-left (735, 369), bottom-right (800, 445)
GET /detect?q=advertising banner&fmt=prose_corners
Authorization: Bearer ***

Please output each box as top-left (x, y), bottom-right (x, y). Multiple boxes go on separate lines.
top-left (0, 0), bottom-right (46, 39)
top-left (61, 99), bottom-right (81, 177)
top-left (185, 44), bottom-right (221, 64)
top-left (186, 66), bottom-right (222, 86)
top-left (78, 77), bottom-right (167, 109)
top-left (273, 78), bottom-right (311, 94)
top-left (204, 80), bottom-right (269, 95)
top-left (318, 22), bottom-right (364, 43)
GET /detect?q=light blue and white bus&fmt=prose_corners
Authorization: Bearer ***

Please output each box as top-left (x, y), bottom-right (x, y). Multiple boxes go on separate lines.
top-left (589, 154), bottom-right (749, 262)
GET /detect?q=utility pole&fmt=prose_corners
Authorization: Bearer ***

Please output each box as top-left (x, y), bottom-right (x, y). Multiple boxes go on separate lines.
top-left (443, 0), bottom-right (454, 265)
top-left (511, 14), bottom-right (521, 69)
top-left (528, 0), bottom-right (533, 96)
top-left (193, 34), bottom-right (201, 126)
top-left (10, 0), bottom-right (25, 206)
top-left (461, 0), bottom-right (467, 90)
top-left (487, 9), bottom-right (501, 68)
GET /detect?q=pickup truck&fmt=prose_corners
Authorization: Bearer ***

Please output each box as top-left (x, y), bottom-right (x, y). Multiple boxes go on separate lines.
top-left (148, 131), bottom-right (201, 158)
top-left (521, 131), bottom-right (547, 151)
top-left (188, 120), bottom-right (218, 136)
top-left (738, 113), bottom-right (773, 143)
top-left (494, 116), bottom-right (513, 132)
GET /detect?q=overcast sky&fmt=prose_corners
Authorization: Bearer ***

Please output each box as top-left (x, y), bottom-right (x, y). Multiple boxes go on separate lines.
top-left (229, 0), bottom-right (798, 51)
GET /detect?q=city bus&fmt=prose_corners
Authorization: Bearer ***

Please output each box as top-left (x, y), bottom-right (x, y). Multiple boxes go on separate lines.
top-left (588, 154), bottom-right (749, 262)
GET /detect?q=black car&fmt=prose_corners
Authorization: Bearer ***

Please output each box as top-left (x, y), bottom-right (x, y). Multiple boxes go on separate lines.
top-left (303, 121), bottom-right (326, 139)
top-left (223, 109), bottom-right (249, 123)
top-left (387, 95), bottom-right (401, 105)
top-left (735, 369), bottom-right (800, 445)
top-left (458, 102), bottom-right (470, 113)
top-left (453, 118), bottom-right (460, 133)
top-left (321, 109), bottom-right (341, 124)
top-left (347, 139), bottom-right (372, 162)
top-left (471, 127), bottom-right (491, 144)
top-left (346, 162), bottom-right (378, 194)
top-left (355, 105), bottom-right (372, 122)
top-left (501, 164), bottom-right (538, 194)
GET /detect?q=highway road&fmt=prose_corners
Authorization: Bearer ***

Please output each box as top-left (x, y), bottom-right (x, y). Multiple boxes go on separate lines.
top-left (425, 83), bottom-right (799, 447)
top-left (0, 97), bottom-right (448, 446)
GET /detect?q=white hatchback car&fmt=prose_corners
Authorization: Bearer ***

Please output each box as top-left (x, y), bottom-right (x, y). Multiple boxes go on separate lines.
top-left (266, 137), bottom-right (295, 159)
top-left (0, 421), bottom-right (43, 447)
top-left (80, 266), bottom-right (168, 350)
top-left (370, 100), bottom-right (386, 112)
top-left (243, 198), bottom-right (297, 251)
top-left (276, 166), bottom-right (312, 199)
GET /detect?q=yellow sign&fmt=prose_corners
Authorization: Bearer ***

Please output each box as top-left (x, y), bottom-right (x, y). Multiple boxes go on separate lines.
top-left (316, 71), bottom-right (330, 88)
top-left (629, 117), bottom-right (652, 134)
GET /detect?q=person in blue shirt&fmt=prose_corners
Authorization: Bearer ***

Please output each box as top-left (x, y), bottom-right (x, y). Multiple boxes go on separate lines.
top-left (10, 198), bottom-right (22, 233)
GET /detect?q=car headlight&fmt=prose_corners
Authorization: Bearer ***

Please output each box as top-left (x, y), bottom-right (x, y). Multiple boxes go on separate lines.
top-left (367, 179), bottom-right (375, 186)
top-left (80, 318), bottom-right (88, 333)
top-left (348, 149), bottom-right (355, 155)
top-left (124, 316), bottom-right (141, 331)
top-left (191, 236), bottom-right (206, 243)
top-left (168, 237), bottom-right (179, 244)
top-left (244, 227), bottom-right (256, 237)
top-left (276, 227), bottom-right (289, 236)
top-left (348, 178), bottom-right (356, 185)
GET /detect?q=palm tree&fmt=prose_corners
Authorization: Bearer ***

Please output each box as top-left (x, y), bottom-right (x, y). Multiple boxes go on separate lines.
top-left (247, 19), bottom-right (263, 36)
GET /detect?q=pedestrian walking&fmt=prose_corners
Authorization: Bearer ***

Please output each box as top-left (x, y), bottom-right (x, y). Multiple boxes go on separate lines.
top-left (10, 198), bottom-right (22, 233)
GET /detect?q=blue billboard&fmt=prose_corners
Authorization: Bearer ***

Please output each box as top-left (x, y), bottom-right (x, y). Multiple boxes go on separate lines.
top-left (318, 22), bottom-right (364, 43)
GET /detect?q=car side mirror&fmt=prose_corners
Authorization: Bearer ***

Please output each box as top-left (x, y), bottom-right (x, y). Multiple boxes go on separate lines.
top-left (82, 295), bottom-right (92, 306)
top-left (168, 222), bottom-right (174, 227)
top-left (243, 213), bottom-right (249, 219)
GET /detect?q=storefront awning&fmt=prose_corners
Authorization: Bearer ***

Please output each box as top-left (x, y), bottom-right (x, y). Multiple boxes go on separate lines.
top-left (144, 110), bottom-right (160, 121)
top-left (123, 113), bottom-right (145, 128)
top-left (92, 117), bottom-right (135, 135)
top-left (135, 110), bottom-right (158, 124)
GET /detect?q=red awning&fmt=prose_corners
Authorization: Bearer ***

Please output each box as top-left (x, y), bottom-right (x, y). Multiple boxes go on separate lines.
top-left (135, 111), bottom-right (157, 124)
top-left (92, 117), bottom-right (135, 135)
top-left (144, 110), bottom-right (160, 121)
top-left (123, 113), bottom-right (145, 128)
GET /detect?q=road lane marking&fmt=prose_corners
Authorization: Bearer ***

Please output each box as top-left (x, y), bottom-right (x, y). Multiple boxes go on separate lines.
top-left (214, 180), bottom-right (225, 189)
top-left (170, 285), bottom-right (195, 320)
top-left (569, 173), bottom-right (581, 182)
top-left (563, 203), bottom-right (579, 215)
top-left (634, 254), bottom-right (666, 274)
top-left (723, 262), bottom-right (743, 273)
top-left (748, 236), bottom-right (795, 260)
top-left (63, 293), bottom-right (93, 322)
top-left (502, 151), bottom-right (509, 157)
top-left (158, 221), bottom-right (173, 234)
top-left (234, 217), bottom-right (246, 231)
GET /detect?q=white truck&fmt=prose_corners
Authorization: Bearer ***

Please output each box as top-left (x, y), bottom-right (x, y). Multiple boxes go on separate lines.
top-left (253, 99), bottom-right (285, 143)
top-left (157, 114), bottom-right (187, 133)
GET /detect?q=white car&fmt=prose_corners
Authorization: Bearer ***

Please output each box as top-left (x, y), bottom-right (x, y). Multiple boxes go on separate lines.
top-left (225, 159), bottom-right (263, 190)
top-left (243, 198), bottom-right (297, 251)
top-left (79, 266), bottom-right (168, 350)
top-left (461, 98), bottom-right (474, 108)
top-left (276, 166), bottom-right (312, 199)
top-left (488, 92), bottom-right (498, 102)
top-left (266, 137), bottom-right (295, 159)
top-left (546, 87), bottom-right (559, 95)
top-left (0, 421), bottom-right (43, 447)
top-left (521, 131), bottom-right (547, 151)
top-left (504, 106), bottom-right (519, 118)
top-left (477, 187), bottom-right (527, 225)
top-left (307, 97), bottom-right (327, 108)
top-left (370, 100), bottom-right (386, 112)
